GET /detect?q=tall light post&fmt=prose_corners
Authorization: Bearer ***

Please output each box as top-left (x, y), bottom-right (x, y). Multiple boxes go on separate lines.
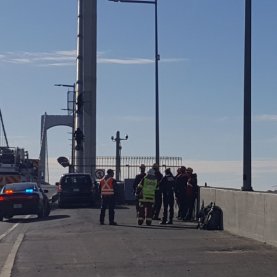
top-left (109, 0), bottom-right (160, 166)
top-left (54, 83), bottom-right (76, 172)
top-left (242, 0), bottom-right (253, 191)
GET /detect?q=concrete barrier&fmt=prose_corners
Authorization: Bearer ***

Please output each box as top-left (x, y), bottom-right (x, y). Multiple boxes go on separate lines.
top-left (200, 187), bottom-right (277, 247)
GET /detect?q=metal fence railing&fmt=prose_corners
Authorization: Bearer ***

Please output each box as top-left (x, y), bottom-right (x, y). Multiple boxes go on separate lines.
top-left (96, 156), bottom-right (183, 181)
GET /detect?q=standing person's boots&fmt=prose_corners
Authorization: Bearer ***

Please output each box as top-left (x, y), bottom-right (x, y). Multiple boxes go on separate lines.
top-left (166, 219), bottom-right (173, 224)
top-left (152, 215), bottom-right (161, 220)
top-left (146, 219), bottom-right (152, 226)
top-left (100, 214), bottom-right (105, 225)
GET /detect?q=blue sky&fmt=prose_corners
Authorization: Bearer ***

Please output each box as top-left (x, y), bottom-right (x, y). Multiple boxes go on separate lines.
top-left (0, 1), bottom-right (277, 191)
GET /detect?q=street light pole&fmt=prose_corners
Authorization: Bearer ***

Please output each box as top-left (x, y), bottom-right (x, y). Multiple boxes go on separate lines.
top-left (109, 0), bottom-right (160, 166)
top-left (242, 0), bottom-right (253, 191)
top-left (154, 0), bottom-right (160, 166)
top-left (54, 83), bottom-right (76, 172)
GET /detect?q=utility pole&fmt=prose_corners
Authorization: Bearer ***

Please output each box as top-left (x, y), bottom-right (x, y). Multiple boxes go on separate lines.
top-left (111, 131), bottom-right (128, 181)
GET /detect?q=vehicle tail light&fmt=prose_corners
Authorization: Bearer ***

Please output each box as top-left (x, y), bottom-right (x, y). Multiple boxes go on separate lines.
top-left (5, 190), bottom-right (14, 194)
top-left (0, 196), bottom-right (5, 201)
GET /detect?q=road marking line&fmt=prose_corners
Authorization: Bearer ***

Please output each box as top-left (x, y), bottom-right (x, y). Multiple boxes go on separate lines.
top-left (0, 233), bottom-right (24, 277)
top-left (0, 224), bottom-right (19, 242)
top-left (0, 215), bottom-right (31, 242)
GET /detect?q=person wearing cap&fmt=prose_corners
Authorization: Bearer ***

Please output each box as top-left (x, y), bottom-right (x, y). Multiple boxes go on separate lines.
top-left (152, 163), bottom-right (163, 220)
top-left (183, 167), bottom-right (198, 221)
top-left (133, 164), bottom-right (146, 213)
top-left (99, 169), bottom-right (117, 225)
top-left (159, 168), bottom-right (176, 224)
top-left (136, 168), bottom-right (158, 226)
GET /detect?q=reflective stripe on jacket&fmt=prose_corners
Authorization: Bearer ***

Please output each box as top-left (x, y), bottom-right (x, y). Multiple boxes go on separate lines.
top-left (140, 177), bottom-right (157, 203)
top-left (100, 177), bottom-right (114, 196)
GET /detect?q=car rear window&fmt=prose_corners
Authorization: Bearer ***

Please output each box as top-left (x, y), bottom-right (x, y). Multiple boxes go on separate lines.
top-left (62, 175), bottom-right (92, 186)
top-left (4, 183), bottom-right (37, 192)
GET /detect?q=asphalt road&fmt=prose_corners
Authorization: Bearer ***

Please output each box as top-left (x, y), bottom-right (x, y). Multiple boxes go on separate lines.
top-left (1, 189), bottom-right (277, 277)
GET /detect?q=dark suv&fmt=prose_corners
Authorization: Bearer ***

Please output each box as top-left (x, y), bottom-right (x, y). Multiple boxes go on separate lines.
top-left (56, 173), bottom-right (96, 208)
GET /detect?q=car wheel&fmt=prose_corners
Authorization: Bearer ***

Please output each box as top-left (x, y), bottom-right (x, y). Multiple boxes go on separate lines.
top-left (45, 202), bottom-right (51, 217)
top-left (37, 204), bottom-right (44, 219)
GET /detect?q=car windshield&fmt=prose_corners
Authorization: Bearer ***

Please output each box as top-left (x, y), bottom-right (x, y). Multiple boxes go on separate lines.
top-left (63, 175), bottom-right (91, 185)
top-left (4, 183), bottom-right (38, 192)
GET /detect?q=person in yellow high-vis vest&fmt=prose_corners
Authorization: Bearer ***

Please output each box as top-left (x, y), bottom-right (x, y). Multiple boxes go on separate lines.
top-left (136, 168), bottom-right (158, 226)
top-left (99, 169), bottom-right (117, 225)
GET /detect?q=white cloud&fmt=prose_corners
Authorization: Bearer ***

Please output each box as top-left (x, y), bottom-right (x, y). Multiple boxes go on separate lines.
top-left (99, 57), bottom-right (153, 64)
top-left (254, 114), bottom-right (277, 122)
top-left (98, 57), bottom-right (187, 65)
top-left (11, 59), bottom-right (31, 64)
top-left (0, 50), bottom-right (186, 66)
top-left (1, 50), bottom-right (76, 66)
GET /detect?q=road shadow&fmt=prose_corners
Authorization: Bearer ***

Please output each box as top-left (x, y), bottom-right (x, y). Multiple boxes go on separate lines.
top-left (51, 202), bottom-right (100, 210)
top-left (112, 222), bottom-right (199, 230)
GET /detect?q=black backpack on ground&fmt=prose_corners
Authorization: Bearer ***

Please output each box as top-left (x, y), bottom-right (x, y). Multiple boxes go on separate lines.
top-left (197, 201), bottom-right (223, 230)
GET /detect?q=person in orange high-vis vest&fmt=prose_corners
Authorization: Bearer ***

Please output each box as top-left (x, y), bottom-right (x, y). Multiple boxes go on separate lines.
top-left (99, 169), bottom-right (117, 225)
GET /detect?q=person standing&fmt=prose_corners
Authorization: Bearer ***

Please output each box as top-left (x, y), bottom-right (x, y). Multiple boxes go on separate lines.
top-left (184, 167), bottom-right (198, 221)
top-left (133, 164), bottom-right (146, 213)
top-left (175, 166), bottom-right (188, 220)
top-left (174, 167), bottom-right (182, 219)
top-left (159, 168), bottom-right (176, 224)
top-left (152, 163), bottom-right (163, 220)
top-left (99, 169), bottom-right (117, 225)
top-left (136, 168), bottom-right (158, 226)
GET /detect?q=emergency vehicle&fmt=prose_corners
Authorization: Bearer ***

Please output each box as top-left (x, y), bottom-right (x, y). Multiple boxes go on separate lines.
top-left (0, 147), bottom-right (39, 189)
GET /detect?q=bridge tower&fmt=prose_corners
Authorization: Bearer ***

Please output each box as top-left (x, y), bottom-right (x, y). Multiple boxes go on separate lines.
top-left (75, 0), bottom-right (97, 179)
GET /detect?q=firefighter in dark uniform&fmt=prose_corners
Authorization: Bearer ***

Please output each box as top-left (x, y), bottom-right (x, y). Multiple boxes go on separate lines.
top-left (99, 169), bottom-right (117, 225)
top-left (159, 168), bottom-right (176, 224)
top-left (133, 164), bottom-right (146, 214)
top-left (152, 163), bottom-right (163, 220)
